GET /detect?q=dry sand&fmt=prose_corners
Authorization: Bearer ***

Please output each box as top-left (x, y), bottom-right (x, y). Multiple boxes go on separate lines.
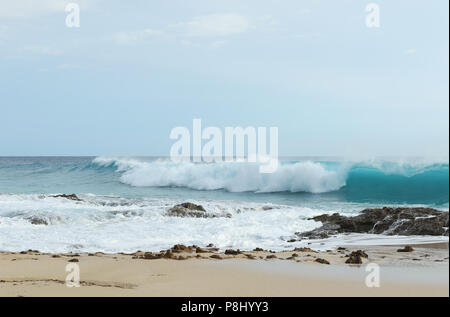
top-left (0, 243), bottom-right (448, 297)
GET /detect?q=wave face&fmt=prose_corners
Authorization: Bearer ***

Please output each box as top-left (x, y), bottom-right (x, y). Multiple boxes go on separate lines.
top-left (92, 157), bottom-right (449, 205)
top-left (93, 157), bottom-right (349, 194)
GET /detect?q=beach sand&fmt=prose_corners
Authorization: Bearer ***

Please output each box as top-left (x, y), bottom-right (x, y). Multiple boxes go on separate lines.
top-left (0, 243), bottom-right (448, 297)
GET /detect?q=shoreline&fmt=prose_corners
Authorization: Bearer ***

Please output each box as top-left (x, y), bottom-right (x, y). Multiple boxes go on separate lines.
top-left (1, 242), bottom-right (448, 297)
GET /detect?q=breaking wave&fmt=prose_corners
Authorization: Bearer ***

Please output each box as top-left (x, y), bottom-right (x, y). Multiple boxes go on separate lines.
top-left (92, 157), bottom-right (449, 203)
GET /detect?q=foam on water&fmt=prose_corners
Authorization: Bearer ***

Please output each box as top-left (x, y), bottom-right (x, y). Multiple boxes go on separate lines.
top-left (0, 193), bottom-right (328, 253)
top-left (0, 193), bottom-right (447, 253)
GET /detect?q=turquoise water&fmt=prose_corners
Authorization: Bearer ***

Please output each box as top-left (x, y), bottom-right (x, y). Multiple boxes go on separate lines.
top-left (0, 156), bottom-right (448, 208)
top-left (0, 156), bottom-right (448, 253)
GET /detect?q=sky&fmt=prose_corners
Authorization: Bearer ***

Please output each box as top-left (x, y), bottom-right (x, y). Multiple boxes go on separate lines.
top-left (0, 0), bottom-right (448, 157)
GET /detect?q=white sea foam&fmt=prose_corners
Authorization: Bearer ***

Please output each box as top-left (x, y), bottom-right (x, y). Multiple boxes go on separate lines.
top-left (0, 193), bottom-right (328, 253)
top-left (93, 157), bottom-right (350, 193)
top-left (0, 193), bottom-right (447, 253)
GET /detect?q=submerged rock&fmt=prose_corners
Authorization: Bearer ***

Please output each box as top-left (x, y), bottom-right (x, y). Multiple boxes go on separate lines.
top-left (167, 202), bottom-right (231, 218)
top-left (27, 216), bottom-right (49, 225)
top-left (167, 202), bottom-right (207, 218)
top-left (51, 194), bottom-right (82, 201)
top-left (297, 207), bottom-right (449, 239)
top-left (26, 214), bottom-right (63, 226)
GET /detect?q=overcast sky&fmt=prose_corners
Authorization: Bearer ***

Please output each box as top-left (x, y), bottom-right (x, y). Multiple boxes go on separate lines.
top-left (0, 0), bottom-right (448, 158)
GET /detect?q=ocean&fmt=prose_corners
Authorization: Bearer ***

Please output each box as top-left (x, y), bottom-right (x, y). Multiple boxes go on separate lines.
top-left (0, 156), bottom-right (448, 253)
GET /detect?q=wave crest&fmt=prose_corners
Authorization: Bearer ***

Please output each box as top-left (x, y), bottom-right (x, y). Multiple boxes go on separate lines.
top-left (93, 157), bottom-right (349, 194)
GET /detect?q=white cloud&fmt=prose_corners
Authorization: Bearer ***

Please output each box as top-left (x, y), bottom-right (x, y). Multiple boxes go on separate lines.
top-left (113, 29), bottom-right (163, 45)
top-left (404, 48), bottom-right (417, 55)
top-left (209, 40), bottom-right (229, 49)
top-left (171, 13), bottom-right (250, 37)
top-left (110, 13), bottom-right (263, 48)
top-left (0, 0), bottom-right (93, 18)
top-left (297, 8), bottom-right (312, 15)
top-left (256, 15), bottom-right (277, 27)
top-left (23, 45), bottom-right (63, 56)
top-left (58, 63), bottom-right (80, 70)
top-left (0, 0), bottom-right (66, 18)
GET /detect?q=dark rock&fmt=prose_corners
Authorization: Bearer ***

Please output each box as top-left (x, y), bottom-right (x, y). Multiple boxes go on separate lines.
top-left (162, 250), bottom-right (174, 259)
top-left (344, 251), bottom-right (368, 264)
top-left (293, 247), bottom-right (316, 253)
top-left (27, 216), bottom-right (48, 225)
top-left (52, 194), bottom-right (82, 201)
top-left (224, 249), bottom-right (241, 255)
top-left (178, 202), bottom-right (206, 211)
top-left (287, 239), bottom-right (296, 243)
top-left (346, 250), bottom-right (368, 258)
top-left (253, 248), bottom-right (264, 252)
top-left (397, 246), bottom-right (414, 252)
top-left (266, 255), bottom-right (277, 259)
top-left (68, 259), bottom-right (79, 263)
top-left (195, 247), bottom-right (208, 253)
top-left (286, 256), bottom-right (295, 260)
top-left (167, 202), bottom-right (232, 218)
top-left (345, 254), bottom-right (362, 264)
top-left (297, 207), bottom-right (448, 239)
top-left (210, 255), bottom-right (223, 260)
top-left (315, 258), bottom-right (330, 265)
top-left (167, 202), bottom-right (207, 218)
top-left (171, 244), bottom-right (193, 253)
top-left (143, 252), bottom-right (162, 259)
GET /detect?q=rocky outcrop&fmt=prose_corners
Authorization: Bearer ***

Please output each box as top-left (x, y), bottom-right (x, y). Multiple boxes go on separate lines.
top-left (167, 202), bottom-right (232, 218)
top-left (167, 202), bottom-right (207, 218)
top-left (224, 249), bottom-right (241, 255)
top-left (51, 194), bottom-right (82, 201)
top-left (297, 207), bottom-right (449, 239)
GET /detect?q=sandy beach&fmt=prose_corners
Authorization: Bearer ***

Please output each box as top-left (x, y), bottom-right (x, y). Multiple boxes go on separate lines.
top-left (1, 242), bottom-right (448, 297)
